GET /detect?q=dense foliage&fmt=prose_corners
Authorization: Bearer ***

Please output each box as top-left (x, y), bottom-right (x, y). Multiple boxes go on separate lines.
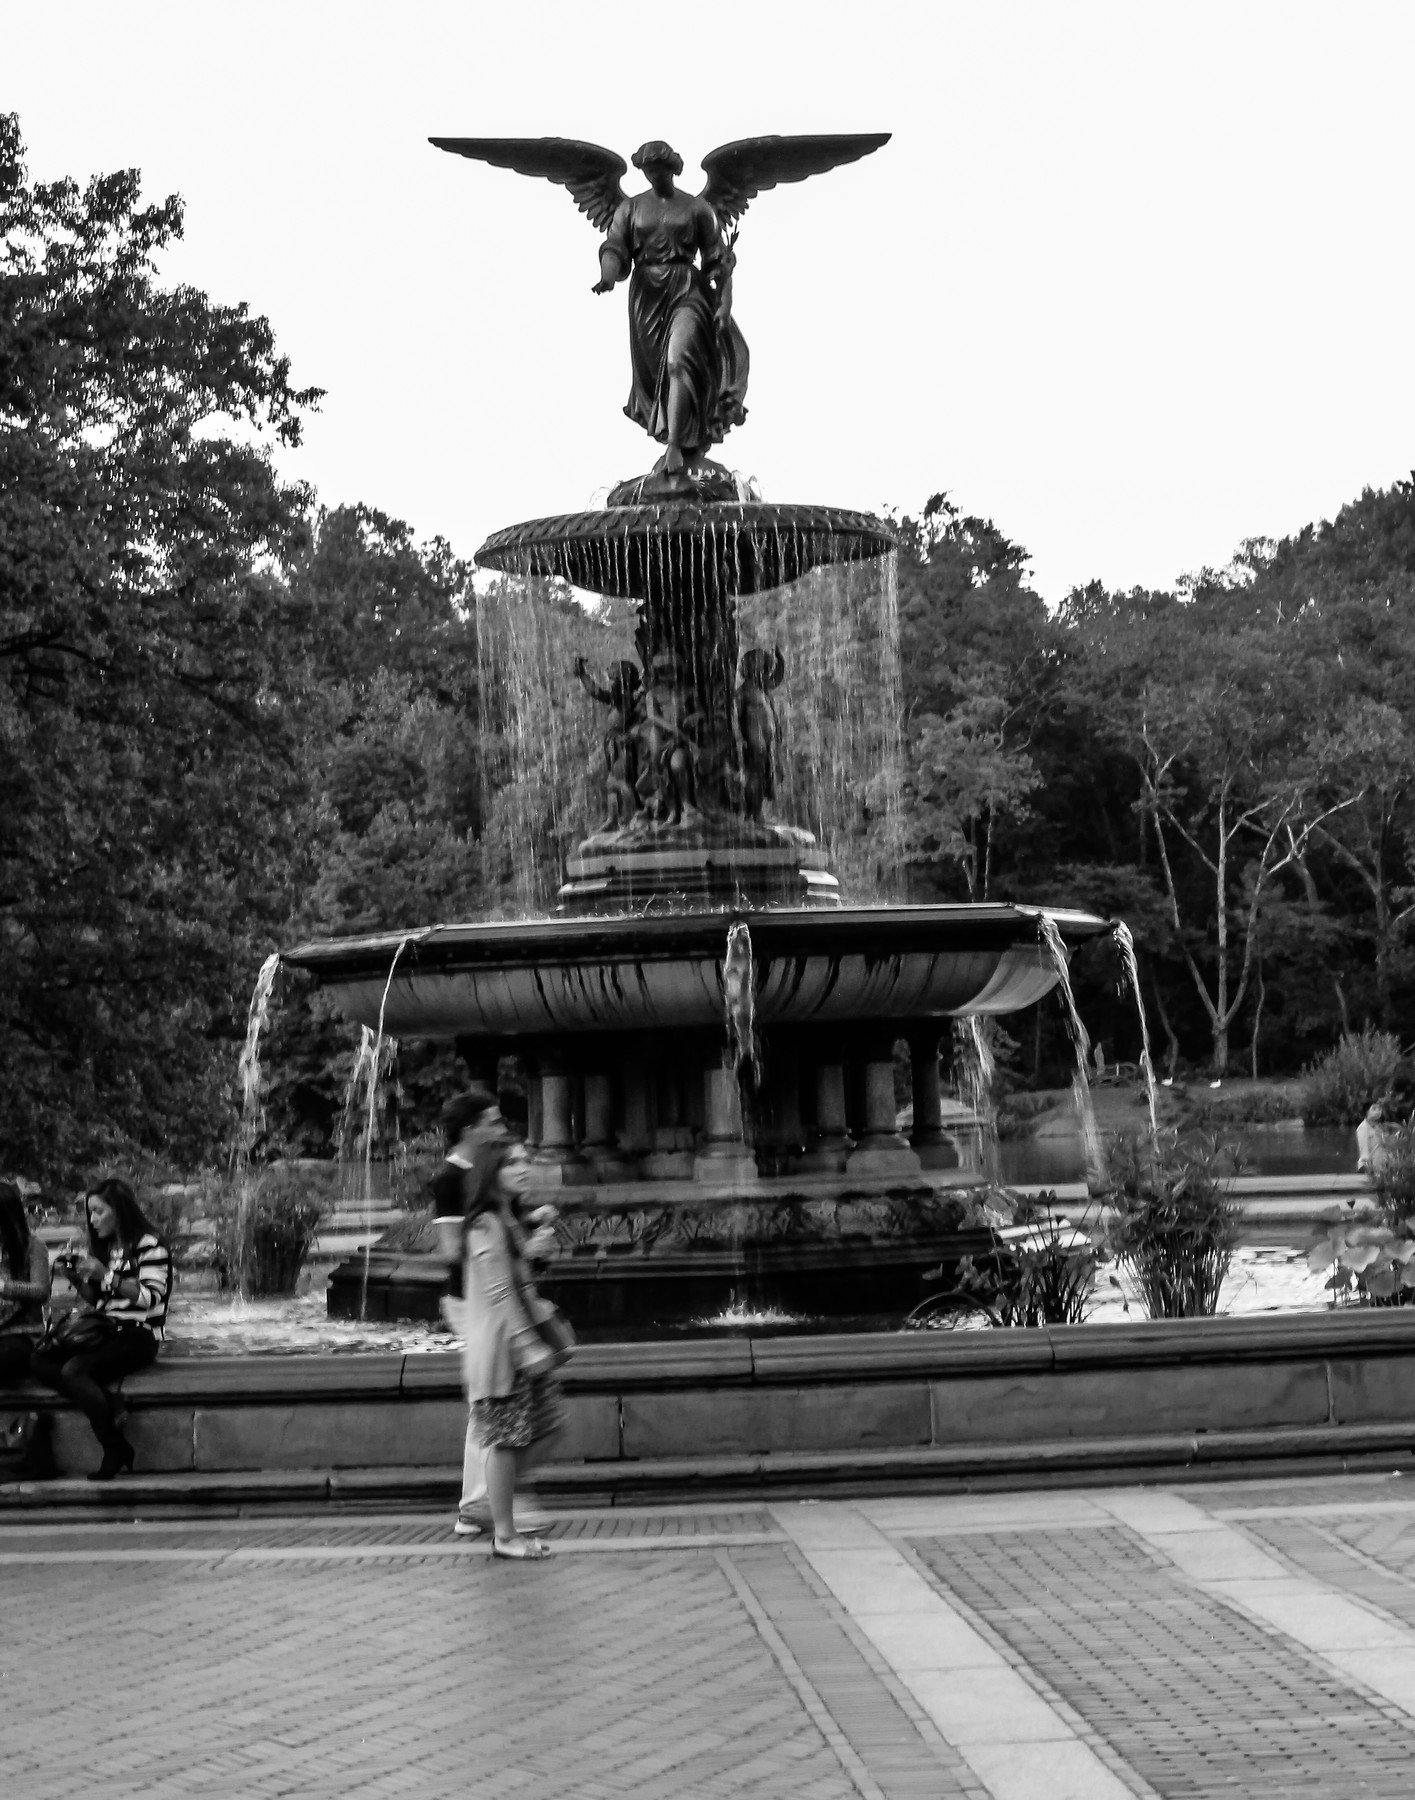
top-left (0, 114), bottom-right (321, 1175)
top-left (1300, 1028), bottom-right (1403, 1127)
top-left (6, 117), bottom-right (1415, 1181)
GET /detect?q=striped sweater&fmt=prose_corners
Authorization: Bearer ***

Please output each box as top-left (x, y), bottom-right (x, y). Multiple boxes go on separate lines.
top-left (97, 1232), bottom-right (172, 1331)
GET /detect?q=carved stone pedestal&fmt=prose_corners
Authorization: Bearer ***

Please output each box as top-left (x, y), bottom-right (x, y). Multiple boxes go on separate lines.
top-left (529, 1053), bottom-right (592, 1187)
top-left (846, 1035), bottom-right (922, 1179)
top-left (800, 1057), bottom-right (852, 1173)
top-left (581, 1070), bottom-right (633, 1182)
top-left (908, 1029), bottom-right (959, 1171)
top-left (694, 1062), bottom-right (759, 1185)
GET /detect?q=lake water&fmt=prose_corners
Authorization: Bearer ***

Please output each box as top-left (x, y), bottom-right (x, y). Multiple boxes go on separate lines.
top-left (998, 1125), bottom-right (1357, 1187)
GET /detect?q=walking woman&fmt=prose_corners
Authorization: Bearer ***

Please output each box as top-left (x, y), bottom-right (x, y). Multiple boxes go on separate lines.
top-left (32, 1177), bottom-right (172, 1480)
top-left (0, 1180), bottom-right (51, 1380)
top-left (447, 1093), bottom-right (567, 1560)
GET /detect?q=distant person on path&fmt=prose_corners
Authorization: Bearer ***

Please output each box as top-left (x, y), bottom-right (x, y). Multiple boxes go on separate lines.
top-left (0, 1180), bottom-right (51, 1380)
top-left (434, 1089), bottom-right (561, 1556)
top-left (31, 1178), bottom-right (172, 1480)
top-left (1357, 1102), bottom-right (1393, 1176)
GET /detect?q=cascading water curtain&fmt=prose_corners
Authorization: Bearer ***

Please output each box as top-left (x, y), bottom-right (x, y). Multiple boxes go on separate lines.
top-left (737, 548), bottom-right (905, 902)
top-left (474, 571), bottom-right (624, 914)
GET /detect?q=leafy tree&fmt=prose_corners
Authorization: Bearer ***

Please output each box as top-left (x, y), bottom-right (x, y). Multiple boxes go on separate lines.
top-left (894, 493), bottom-right (1050, 715)
top-left (893, 494), bottom-right (1056, 903)
top-left (1061, 578), bottom-right (1363, 1073)
top-left (898, 674), bottom-right (1039, 899)
top-left (1238, 497), bottom-right (1415, 1029)
top-left (0, 114), bottom-right (320, 1176)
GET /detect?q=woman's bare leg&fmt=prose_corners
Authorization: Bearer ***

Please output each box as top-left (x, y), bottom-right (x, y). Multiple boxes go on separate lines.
top-left (485, 1446), bottom-right (518, 1542)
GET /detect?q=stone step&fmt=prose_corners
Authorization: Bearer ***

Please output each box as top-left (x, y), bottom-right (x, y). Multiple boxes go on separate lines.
top-left (6, 1418), bottom-right (1415, 1511)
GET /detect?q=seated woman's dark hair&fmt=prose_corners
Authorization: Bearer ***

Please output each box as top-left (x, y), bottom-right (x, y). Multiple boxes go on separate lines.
top-left (84, 1177), bottom-right (163, 1258)
top-left (440, 1086), bottom-right (500, 1147)
top-left (0, 1180), bottom-right (30, 1281)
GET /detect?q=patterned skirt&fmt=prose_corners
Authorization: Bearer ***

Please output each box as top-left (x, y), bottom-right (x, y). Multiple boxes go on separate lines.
top-left (472, 1371), bottom-right (565, 1451)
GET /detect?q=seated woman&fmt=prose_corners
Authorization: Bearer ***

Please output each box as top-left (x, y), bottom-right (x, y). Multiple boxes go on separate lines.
top-left (0, 1180), bottom-right (51, 1381)
top-left (31, 1177), bottom-right (172, 1480)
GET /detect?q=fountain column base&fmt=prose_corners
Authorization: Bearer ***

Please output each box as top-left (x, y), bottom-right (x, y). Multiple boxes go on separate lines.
top-left (799, 1058), bottom-right (852, 1173)
top-left (529, 1058), bottom-right (593, 1187)
top-left (582, 1071), bottom-right (635, 1182)
top-left (846, 1046), bottom-right (922, 1178)
top-left (909, 1029), bottom-right (960, 1171)
top-left (695, 1063), bottom-right (759, 1185)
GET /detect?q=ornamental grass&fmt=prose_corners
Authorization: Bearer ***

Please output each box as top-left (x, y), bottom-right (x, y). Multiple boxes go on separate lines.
top-left (1102, 1132), bottom-right (1240, 1319)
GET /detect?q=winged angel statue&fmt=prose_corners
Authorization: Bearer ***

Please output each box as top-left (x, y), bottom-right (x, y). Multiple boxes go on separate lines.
top-left (431, 134), bottom-right (889, 477)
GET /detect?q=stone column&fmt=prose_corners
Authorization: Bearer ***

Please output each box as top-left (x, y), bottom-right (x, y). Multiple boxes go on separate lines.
top-left (643, 1058), bottom-right (694, 1180)
top-left (616, 1046), bottom-right (653, 1173)
top-left (799, 1047), bottom-right (852, 1173)
top-left (845, 1032), bottom-right (922, 1178)
top-left (530, 1046), bottom-right (590, 1186)
top-left (580, 1067), bottom-right (630, 1185)
top-left (524, 1055), bottom-right (543, 1150)
top-left (695, 1059), bottom-right (759, 1186)
top-left (908, 1027), bottom-right (958, 1170)
top-left (753, 1032), bottom-right (805, 1175)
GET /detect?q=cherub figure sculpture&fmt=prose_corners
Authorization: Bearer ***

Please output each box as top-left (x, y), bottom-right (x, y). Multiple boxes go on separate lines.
top-left (737, 645), bottom-right (786, 823)
top-left (574, 656), bottom-right (642, 831)
top-left (633, 651), bottom-right (704, 826)
top-left (431, 133), bottom-right (889, 477)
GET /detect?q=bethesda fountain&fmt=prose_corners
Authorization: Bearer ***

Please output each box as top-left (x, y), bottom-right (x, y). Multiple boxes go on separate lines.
top-left (282, 131), bottom-right (1107, 1328)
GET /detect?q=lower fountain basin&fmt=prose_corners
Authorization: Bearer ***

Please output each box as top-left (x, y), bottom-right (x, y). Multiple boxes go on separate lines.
top-left (281, 904), bottom-right (1108, 1038)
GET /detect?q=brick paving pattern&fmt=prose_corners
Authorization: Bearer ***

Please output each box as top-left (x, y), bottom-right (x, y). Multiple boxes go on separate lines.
top-left (914, 1525), bottom-right (1415, 1798)
top-left (11, 1487), bottom-right (1415, 1796)
top-left (1248, 1510), bottom-right (1415, 1629)
top-left (726, 1544), bottom-right (979, 1799)
top-left (0, 1529), bottom-right (974, 1800)
top-left (1191, 1475), bottom-right (1414, 1515)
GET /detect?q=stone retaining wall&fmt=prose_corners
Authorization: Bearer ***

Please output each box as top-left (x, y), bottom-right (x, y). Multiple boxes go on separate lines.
top-left (7, 1310), bottom-right (1415, 1488)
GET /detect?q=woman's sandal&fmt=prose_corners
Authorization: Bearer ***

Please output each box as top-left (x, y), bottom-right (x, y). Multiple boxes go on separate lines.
top-left (491, 1535), bottom-right (552, 1560)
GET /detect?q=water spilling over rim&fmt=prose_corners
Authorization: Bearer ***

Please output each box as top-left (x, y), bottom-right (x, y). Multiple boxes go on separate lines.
top-left (474, 501), bottom-right (899, 600)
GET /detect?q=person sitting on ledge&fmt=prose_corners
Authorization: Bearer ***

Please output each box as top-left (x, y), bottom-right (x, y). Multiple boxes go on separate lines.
top-left (0, 1180), bottom-right (51, 1381)
top-left (31, 1177), bottom-right (172, 1481)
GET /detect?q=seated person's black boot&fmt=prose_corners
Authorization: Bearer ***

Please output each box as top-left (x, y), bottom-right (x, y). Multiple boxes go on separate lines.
top-left (89, 1432), bottom-right (135, 1482)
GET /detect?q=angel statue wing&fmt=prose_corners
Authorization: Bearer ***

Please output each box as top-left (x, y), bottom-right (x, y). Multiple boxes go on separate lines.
top-left (429, 137), bottom-right (628, 232)
top-left (699, 134), bottom-right (890, 232)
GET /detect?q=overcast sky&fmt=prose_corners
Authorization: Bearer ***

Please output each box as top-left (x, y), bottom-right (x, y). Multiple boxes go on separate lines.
top-left (10, 1), bottom-right (1415, 602)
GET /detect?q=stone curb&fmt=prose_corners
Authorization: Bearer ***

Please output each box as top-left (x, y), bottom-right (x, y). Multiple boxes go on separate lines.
top-left (6, 1420), bottom-right (1415, 1511)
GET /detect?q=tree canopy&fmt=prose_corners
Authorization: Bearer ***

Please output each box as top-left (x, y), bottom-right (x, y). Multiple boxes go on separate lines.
top-left (1, 113), bottom-right (323, 1173)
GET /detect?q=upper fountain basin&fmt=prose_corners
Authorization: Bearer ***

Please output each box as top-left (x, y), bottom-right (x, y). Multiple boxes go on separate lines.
top-left (474, 500), bottom-right (898, 601)
top-left (280, 904), bottom-right (1108, 1040)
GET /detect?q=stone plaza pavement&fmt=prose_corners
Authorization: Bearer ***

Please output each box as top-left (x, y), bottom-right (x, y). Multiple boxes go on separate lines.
top-left (9, 1476), bottom-right (1415, 1797)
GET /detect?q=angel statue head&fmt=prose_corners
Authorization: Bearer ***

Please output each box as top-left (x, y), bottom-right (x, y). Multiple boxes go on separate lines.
top-left (432, 130), bottom-right (889, 478)
top-left (631, 140), bottom-right (683, 178)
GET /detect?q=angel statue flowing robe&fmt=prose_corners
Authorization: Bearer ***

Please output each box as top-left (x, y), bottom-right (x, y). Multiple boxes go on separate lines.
top-left (600, 190), bottom-right (749, 454)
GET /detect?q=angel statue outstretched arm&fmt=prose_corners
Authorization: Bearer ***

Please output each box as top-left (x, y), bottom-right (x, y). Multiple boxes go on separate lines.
top-left (431, 132), bottom-right (888, 476)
